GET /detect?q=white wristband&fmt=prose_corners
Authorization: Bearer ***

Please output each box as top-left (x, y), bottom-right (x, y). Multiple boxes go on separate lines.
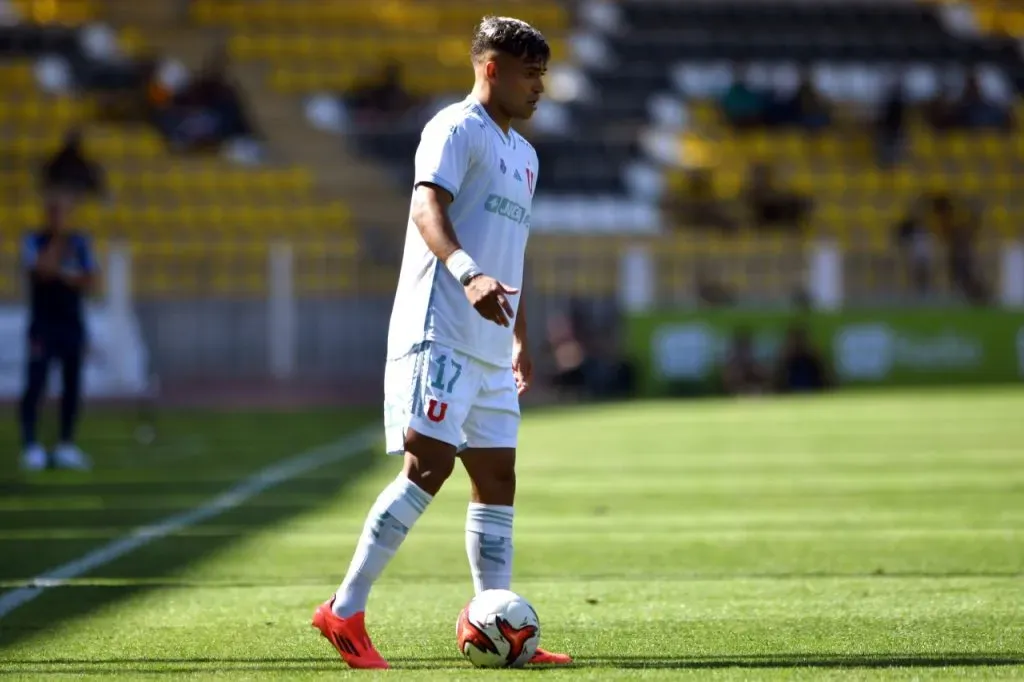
top-left (445, 249), bottom-right (481, 285)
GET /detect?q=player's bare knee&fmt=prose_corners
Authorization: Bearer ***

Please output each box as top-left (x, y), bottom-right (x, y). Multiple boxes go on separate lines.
top-left (493, 465), bottom-right (516, 489)
top-left (470, 467), bottom-right (516, 505)
top-left (403, 452), bottom-right (455, 496)
top-left (402, 430), bottom-right (457, 496)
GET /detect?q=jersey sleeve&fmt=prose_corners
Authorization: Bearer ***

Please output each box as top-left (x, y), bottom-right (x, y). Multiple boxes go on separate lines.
top-left (413, 118), bottom-right (478, 200)
top-left (21, 234), bottom-right (39, 270)
top-left (76, 234), bottom-right (97, 274)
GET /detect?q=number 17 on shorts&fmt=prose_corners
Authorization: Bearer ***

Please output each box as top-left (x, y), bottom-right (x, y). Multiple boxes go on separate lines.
top-left (383, 341), bottom-right (521, 455)
top-left (384, 342), bottom-right (480, 454)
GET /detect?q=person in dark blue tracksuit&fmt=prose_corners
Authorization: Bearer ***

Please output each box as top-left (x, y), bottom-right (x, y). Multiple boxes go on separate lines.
top-left (19, 187), bottom-right (97, 471)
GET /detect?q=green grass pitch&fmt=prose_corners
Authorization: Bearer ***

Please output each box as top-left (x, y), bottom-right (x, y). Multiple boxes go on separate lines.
top-left (0, 389), bottom-right (1022, 680)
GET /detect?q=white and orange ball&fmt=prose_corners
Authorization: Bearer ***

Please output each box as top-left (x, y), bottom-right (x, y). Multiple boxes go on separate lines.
top-left (455, 589), bottom-right (540, 668)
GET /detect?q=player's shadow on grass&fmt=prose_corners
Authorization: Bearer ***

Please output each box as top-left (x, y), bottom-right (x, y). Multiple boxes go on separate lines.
top-left (0, 412), bottom-right (381, 650)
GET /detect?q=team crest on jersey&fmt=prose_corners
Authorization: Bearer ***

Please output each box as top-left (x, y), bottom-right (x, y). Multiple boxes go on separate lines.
top-left (525, 167), bottom-right (535, 195)
top-left (499, 159), bottom-right (507, 175)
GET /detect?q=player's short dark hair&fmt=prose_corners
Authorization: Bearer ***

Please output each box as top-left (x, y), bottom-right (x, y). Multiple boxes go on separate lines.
top-left (471, 16), bottom-right (550, 65)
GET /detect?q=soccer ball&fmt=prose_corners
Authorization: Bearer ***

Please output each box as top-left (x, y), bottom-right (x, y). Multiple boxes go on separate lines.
top-left (456, 589), bottom-right (540, 668)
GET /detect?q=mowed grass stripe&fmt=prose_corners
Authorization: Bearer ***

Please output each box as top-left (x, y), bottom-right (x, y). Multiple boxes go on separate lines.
top-left (3, 570), bottom-right (1024, 590)
top-left (1, 392), bottom-right (1022, 679)
top-left (4, 473), bottom-right (1020, 510)
top-left (3, 526), bottom-right (1023, 541)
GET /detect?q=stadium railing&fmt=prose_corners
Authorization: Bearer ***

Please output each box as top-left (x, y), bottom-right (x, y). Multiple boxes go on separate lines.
top-left (1, 238), bottom-right (1022, 395)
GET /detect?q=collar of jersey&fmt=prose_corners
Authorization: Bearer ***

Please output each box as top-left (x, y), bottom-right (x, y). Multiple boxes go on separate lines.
top-left (466, 96), bottom-right (509, 145)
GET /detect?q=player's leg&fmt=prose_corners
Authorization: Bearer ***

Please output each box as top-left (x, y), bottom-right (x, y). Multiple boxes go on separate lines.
top-left (460, 362), bottom-right (521, 593)
top-left (331, 430), bottom-right (456, 621)
top-left (19, 336), bottom-right (51, 471)
top-left (314, 343), bottom-right (479, 668)
top-left (460, 367), bottom-right (572, 665)
top-left (460, 446), bottom-right (516, 594)
top-left (53, 336), bottom-right (90, 470)
top-left (332, 343), bottom-right (477, 616)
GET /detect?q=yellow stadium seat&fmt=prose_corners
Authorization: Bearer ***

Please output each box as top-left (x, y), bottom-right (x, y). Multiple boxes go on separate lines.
top-left (0, 63), bottom-right (33, 88)
top-left (195, 0), bottom-right (567, 32)
top-left (10, 0), bottom-right (96, 24)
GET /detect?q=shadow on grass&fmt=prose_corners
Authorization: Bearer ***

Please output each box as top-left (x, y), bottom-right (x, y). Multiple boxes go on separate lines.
top-left (0, 409), bottom-right (381, 651)
top-left (4, 653), bottom-right (1023, 674)
top-left (572, 653), bottom-right (1024, 670)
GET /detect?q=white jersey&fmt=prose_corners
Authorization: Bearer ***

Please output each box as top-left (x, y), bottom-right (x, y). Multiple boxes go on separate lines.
top-left (386, 96), bottom-right (538, 368)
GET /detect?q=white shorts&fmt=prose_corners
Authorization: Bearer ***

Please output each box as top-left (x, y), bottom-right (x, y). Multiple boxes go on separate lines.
top-left (384, 341), bottom-right (520, 455)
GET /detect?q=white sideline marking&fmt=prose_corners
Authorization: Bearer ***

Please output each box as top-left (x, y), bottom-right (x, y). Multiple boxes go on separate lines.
top-left (0, 427), bottom-right (379, 620)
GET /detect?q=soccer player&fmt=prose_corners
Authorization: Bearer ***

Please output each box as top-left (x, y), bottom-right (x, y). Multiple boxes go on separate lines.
top-left (19, 184), bottom-right (96, 471)
top-left (312, 16), bottom-right (572, 669)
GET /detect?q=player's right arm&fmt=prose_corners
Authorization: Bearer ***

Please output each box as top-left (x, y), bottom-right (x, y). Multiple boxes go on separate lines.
top-left (22, 233), bottom-right (62, 280)
top-left (411, 118), bottom-right (517, 327)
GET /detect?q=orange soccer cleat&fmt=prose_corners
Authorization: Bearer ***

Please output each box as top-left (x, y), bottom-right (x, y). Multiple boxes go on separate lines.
top-left (311, 599), bottom-right (389, 669)
top-left (529, 647), bottom-right (574, 665)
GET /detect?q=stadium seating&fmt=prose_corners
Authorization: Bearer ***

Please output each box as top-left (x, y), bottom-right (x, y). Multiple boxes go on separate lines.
top-left (4, 0), bottom-right (1022, 305)
top-left (192, 2), bottom-right (603, 197)
top-left (609, 1), bottom-right (1024, 299)
top-left (189, 0), bottom-right (1024, 302)
top-left (7, 0), bottom-right (96, 24)
top-left (194, 0), bottom-right (568, 96)
top-left (921, 0), bottom-right (1024, 38)
top-left (0, 12), bottom-right (357, 299)
top-left (186, 0), bottom-right (636, 299)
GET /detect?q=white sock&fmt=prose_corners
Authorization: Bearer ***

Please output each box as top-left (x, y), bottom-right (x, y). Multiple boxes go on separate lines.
top-left (465, 503), bottom-right (514, 594)
top-left (333, 475), bottom-right (432, 617)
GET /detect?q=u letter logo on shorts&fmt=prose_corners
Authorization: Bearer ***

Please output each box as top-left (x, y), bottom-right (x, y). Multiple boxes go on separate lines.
top-left (426, 399), bottom-right (449, 423)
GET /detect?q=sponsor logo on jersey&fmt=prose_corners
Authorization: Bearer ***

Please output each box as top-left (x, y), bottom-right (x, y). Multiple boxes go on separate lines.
top-left (484, 194), bottom-right (530, 227)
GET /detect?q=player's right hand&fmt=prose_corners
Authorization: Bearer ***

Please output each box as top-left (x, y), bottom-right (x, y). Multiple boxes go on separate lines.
top-left (464, 275), bottom-right (518, 327)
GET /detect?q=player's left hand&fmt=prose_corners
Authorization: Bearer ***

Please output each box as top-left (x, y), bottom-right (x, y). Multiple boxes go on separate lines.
top-left (513, 343), bottom-right (533, 396)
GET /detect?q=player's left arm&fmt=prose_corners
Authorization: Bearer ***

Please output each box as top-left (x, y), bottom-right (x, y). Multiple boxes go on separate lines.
top-left (512, 288), bottom-right (532, 395)
top-left (60, 234), bottom-right (97, 292)
top-left (513, 150), bottom-right (539, 394)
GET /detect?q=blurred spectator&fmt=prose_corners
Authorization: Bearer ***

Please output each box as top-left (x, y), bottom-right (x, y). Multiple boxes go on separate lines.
top-left (695, 268), bottom-right (736, 306)
top-left (774, 325), bottom-right (830, 393)
top-left (152, 46), bottom-right (264, 161)
top-left (139, 55), bottom-right (190, 120)
top-left (767, 71), bottom-right (830, 131)
top-left (545, 303), bottom-right (634, 401)
top-left (931, 194), bottom-right (989, 305)
top-left (346, 60), bottom-right (417, 125)
top-left (19, 184), bottom-right (96, 472)
top-left (876, 81), bottom-right (906, 168)
top-left (951, 73), bottom-right (1013, 131)
top-left (929, 73), bottom-right (1014, 131)
top-left (893, 197), bottom-right (935, 296)
top-left (721, 328), bottom-right (769, 396)
top-left (587, 328), bottom-right (636, 400)
top-left (720, 65), bottom-right (769, 129)
top-left (743, 163), bottom-right (812, 232)
top-left (667, 169), bottom-right (737, 233)
top-left (39, 128), bottom-right (107, 202)
top-left (546, 308), bottom-right (589, 400)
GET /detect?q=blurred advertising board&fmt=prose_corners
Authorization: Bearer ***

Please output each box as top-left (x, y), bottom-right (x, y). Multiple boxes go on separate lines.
top-left (0, 305), bottom-right (150, 399)
top-left (628, 309), bottom-right (1024, 395)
